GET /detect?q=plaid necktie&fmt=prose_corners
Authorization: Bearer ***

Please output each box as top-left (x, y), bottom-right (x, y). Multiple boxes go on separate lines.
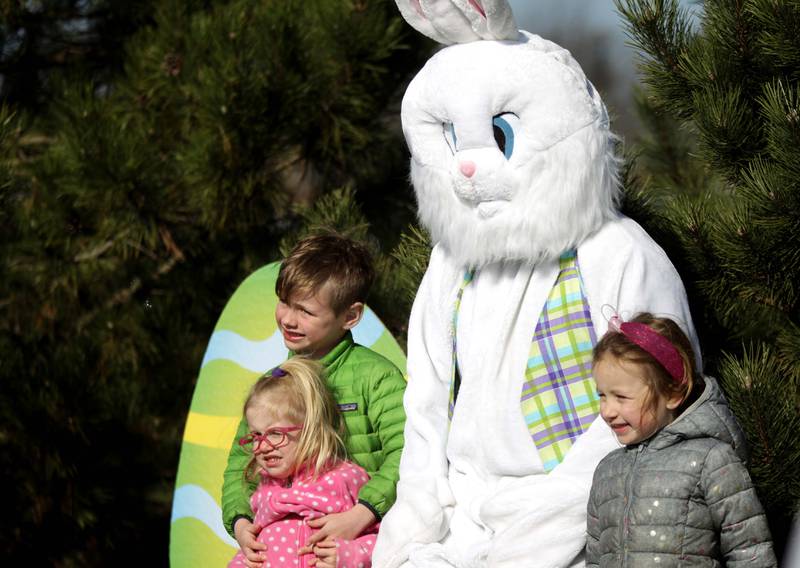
top-left (520, 250), bottom-right (600, 472)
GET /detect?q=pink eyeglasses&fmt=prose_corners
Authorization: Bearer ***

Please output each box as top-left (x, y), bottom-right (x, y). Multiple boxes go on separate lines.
top-left (239, 425), bottom-right (302, 453)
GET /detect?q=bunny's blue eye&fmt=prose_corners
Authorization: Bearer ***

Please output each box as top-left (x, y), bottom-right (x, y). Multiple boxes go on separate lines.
top-left (443, 122), bottom-right (457, 154)
top-left (493, 113), bottom-right (518, 159)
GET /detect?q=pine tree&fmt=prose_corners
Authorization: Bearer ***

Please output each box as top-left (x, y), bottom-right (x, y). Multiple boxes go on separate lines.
top-left (0, 1), bottom-right (429, 563)
top-left (616, 0), bottom-right (800, 556)
top-left (0, 0), bottom-right (158, 109)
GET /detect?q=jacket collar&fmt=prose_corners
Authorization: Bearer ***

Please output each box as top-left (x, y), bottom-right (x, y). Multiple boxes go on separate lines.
top-left (637, 376), bottom-right (745, 458)
top-left (318, 331), bottom-right (354, 373)
top-left (288, 331), bottom-right (354, 372)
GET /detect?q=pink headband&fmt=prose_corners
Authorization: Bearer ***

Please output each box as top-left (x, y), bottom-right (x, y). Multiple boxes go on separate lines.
top-left (608, 315), bottom-right (685, 384)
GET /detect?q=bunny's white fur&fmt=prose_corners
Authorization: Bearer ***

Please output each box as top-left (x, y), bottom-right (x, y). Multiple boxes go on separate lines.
top-left (374, 4), bottom-right (700, 568)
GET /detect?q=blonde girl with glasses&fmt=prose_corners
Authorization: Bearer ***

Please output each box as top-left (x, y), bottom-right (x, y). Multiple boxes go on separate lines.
top-left (228, 357), bottom-right (378, 568)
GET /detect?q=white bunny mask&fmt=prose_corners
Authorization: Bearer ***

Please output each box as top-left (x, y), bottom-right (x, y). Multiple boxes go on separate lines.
top-left (398, 1), bottom-right (620, 267)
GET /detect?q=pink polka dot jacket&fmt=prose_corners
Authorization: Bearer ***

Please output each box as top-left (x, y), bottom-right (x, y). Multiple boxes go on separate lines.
top-left (228, 461), bottom-right (379, 568)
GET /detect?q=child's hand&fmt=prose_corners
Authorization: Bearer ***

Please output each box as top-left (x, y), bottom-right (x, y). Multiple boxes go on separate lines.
top-left (300, 503), bottom-right (376, 553)
top-left (309, 539), bottom-right (337, 568)
top-left (233, 518), bottom-right (267, 567)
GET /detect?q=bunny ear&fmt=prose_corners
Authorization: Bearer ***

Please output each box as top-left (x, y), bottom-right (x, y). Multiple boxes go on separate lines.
top-left (452, 0), bottom-right (518, 40)
top-left (395, 0), bottom-right (518, 45)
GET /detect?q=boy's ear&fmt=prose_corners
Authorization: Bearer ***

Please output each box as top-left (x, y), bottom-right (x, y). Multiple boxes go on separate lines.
top-left (342, 302), bottom-right (364, 330)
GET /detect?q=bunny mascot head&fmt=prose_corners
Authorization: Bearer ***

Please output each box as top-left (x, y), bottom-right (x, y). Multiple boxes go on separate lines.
top-left (374, 2), bottom-right (701, 568)
top-left (400, 1), bottom-right (617, 267)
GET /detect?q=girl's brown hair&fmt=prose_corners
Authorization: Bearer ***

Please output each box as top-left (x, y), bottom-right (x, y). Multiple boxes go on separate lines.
top-left (593, 313), bottom-right (701, 416)
top-left (242, 357), bottom-right (346, 483)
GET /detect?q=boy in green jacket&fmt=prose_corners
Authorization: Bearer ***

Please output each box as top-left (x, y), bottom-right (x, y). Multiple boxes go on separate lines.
top-left (221, 233), bottom-right (406, 566)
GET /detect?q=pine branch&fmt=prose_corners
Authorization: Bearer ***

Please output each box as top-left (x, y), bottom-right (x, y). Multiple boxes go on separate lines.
top-left (75, 255), bottom-right (176, 330)
top-left (371, 223), bottom-right (431, 344)
top-left (615, 0), bottom-right (696, 118)
top-left (759, 81), bottom-right (800, 177)
top-left (718, 344), bottom-right (800, 515)
top-left (73, 239), bottom-right (117, 262)
top-left (631, 87), bottom-right (714, 195)
top-left (749, 0), bottom-right (800, 74)
top-left (75, 225), bottom-right (184, 330)
top-left (692, 83), bottom-right (763, 181)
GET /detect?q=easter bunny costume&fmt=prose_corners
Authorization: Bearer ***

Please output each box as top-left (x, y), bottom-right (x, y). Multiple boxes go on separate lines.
top-left (373, 2), bottom-right (701, 567)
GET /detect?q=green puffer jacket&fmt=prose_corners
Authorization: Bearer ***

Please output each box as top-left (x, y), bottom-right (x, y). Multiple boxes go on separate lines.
top-left (586, 377), bottom-right (776, 567)
top-left (221, 332), bottom-right (406, 538)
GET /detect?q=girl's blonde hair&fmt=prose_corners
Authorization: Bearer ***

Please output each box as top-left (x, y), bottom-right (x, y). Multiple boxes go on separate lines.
top-left (243, 357), bottom-right (346, 482)
top-left (593, 313), bottom-right (702, 417)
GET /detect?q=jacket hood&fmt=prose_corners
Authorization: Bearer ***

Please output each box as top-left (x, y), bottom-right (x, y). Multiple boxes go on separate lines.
top-left (648, 376), bottom-right (748, 462)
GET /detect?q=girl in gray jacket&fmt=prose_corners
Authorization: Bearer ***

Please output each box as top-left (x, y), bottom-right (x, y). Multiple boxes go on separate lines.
top-left (586, 313), bottom-right (776, 567)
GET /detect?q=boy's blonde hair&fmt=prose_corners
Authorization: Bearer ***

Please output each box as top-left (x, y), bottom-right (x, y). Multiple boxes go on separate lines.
top-left (593, 313), bottom-right (702, 417)
top-left (276, 232), bottom-right (375, 315)
top-left (243, 357), bottom-right (346, 482)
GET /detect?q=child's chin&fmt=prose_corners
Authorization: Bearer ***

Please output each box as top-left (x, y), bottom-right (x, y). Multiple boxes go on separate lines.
top-left (260, 464), bottom-right (290, 480)
top-left (268, 471), bottom-right (291, 482)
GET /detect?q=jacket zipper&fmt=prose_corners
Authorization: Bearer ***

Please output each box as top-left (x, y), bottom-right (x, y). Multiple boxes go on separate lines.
top-left (621, 444), bottom-right (646, 567)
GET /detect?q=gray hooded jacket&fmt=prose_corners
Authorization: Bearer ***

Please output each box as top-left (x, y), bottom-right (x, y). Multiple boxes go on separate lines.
top-left (586, 377), bottom-right (776, 567)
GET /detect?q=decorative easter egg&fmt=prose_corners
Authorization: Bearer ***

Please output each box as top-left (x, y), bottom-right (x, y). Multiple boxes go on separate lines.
top-left (168, 261), bottom-right (406, 566)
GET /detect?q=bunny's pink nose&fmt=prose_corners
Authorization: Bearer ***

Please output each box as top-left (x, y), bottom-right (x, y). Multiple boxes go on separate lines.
top-left (459, 160), bottom-right (477, 178)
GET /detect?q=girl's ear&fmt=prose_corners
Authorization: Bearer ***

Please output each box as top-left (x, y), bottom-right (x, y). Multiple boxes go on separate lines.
top-left (342, 302), bottom-right (364, 330)
top-left (665, 390), bottom-right (685, 411)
